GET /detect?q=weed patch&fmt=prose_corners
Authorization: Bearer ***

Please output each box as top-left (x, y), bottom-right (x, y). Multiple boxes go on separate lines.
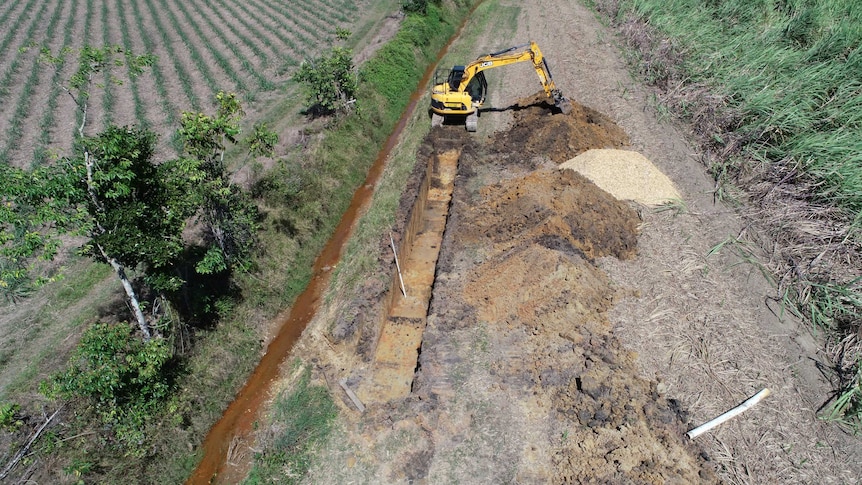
top-left (243, 365), bottom-right (337, 484)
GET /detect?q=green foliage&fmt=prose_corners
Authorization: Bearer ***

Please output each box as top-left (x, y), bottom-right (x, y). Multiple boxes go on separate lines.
top-left (179, 91), bottom-right (243, 162)
top-left (294, 47), bottom-right (358, 115)
top-left (178, 92), bottom-right (262, 273)
top-left (74, 126), bottom-right (189, 274)
top-left (246, 122), bottom-right (278, 159)
top-left (401, 0), bottom-right (441, 14)
top-left (243, 366), bottom-right (337, 485)
top-left (335, 27), bottom-right (352, 41)
top-left (42, 322), bottom-right (174, 454)
top-left (0, 160), bottom-right (85, 301)
top-left (0, 401), bottom-right (23, 431)
top-left (360, 4), bottom-right (448, 115)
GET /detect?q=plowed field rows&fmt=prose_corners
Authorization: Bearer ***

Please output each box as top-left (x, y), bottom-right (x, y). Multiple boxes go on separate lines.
top-left (0, 0), bottom-right (359, 168)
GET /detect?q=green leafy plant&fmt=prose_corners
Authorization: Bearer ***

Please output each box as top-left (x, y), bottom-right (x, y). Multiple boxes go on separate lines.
top-left (401, 0), bottom-right (440, 14)
top-left (0, 401), bottom-right (23, 431)
top-left (294, 46), bottom-right (358, 115)
top-left (63, 458), bottom-right (95, 484)
top-left (41, 322), bottom-right (174, 454)
top-left (335, 27), bottom-right (352, 41)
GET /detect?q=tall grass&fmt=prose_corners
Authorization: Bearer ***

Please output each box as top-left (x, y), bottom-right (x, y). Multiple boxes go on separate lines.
top-left (620, 0), bottom-right (862, 210)
top-left (600, 0), bottom-right (862, 430)
top-left (242, 365), bottom-right (338, 485)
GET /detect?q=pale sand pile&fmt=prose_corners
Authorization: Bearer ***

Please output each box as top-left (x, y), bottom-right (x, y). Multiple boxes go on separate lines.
top-left (560, 149), bottom-right (681, 206)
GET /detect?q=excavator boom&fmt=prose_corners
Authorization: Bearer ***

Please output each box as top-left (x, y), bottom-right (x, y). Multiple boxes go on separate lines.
top-left (430, 41), bottom-right (572, 131)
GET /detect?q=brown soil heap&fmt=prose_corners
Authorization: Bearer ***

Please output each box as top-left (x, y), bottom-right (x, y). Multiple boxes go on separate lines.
top-left (491, 92), bottom-right (630, 163)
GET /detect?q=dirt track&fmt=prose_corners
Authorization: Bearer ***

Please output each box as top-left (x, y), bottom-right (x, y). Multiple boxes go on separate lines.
top-left (283, 0), bottom-right (861, 483)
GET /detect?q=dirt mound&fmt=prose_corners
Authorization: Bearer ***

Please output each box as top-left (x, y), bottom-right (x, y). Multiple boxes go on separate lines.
top-left (491, 92), bottom-right (629, 163)
top-left (462, 168), bottom-right (638, 260)
top-left (451, 161), bottom-right (713, 483)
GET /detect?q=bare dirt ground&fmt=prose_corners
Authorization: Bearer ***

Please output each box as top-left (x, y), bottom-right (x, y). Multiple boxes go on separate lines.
top-left (283, 0), bottom-right (861, 483)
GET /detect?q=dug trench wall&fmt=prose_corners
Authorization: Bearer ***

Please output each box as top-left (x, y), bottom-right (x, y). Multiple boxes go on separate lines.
top-left (358, 146), bottom-right (460, 404)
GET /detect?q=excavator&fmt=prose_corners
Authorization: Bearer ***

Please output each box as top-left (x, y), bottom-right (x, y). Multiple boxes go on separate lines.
top-left (430, 41), bottom-right (572, 132)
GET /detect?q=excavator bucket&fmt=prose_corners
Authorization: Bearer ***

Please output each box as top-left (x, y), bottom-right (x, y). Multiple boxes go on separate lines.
top-left (553, 90), bottom-right (573, 115)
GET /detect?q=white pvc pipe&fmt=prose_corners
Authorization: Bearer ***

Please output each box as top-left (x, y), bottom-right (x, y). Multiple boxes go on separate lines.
top-left (686, 388), bottom-right (772, 439)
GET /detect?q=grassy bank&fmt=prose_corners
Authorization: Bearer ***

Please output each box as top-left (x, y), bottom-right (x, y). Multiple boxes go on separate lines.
top-left (590, 0), bottom-right (862, 428)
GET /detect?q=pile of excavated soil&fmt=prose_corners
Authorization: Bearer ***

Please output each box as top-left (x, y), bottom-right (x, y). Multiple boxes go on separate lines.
top-left (461, 168), bottom-right (638, 260)
top-left (561, 149), bottom-right (682, 206)
top-left (491, 92), bottom-right (630, 163)
top-left (446, 156), bottom-right (713, 483)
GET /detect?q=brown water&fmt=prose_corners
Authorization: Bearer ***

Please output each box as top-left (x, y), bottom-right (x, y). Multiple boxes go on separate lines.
top-left (186, 6), bottom-right (481, 484)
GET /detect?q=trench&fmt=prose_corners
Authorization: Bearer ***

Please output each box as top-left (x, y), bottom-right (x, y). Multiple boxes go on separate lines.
top-left (357, 148), bottom-right (459, 404)
top-left (185, 6), bottom-right (481, 484)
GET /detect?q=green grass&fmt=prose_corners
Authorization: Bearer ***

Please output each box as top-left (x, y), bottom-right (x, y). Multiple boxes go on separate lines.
top-left (596, 0), bottom-right (862, 430)
top-left (0, 260), bottom-right (112, 401)
top-left (242, 365), bottom-right (338, 484)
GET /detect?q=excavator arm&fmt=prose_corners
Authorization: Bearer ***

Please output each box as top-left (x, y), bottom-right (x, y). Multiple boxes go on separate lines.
top-left (430, 41), bottom-right (572, 131)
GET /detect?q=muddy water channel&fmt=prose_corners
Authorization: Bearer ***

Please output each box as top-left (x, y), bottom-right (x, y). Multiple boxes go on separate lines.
top-left (186, 10), bottom-right (481, 485)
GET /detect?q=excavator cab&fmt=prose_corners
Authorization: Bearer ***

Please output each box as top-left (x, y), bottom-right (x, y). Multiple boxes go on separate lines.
top-left (431, 68), bottom-right (488, 131)
top-left (448, 66), bottom-right (466, 90)
top-left (434, 68), bottom-right (487, 105)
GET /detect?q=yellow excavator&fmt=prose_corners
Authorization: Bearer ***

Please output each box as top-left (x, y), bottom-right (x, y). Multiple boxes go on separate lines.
top-left (430, 41), bottom-right (572, 131)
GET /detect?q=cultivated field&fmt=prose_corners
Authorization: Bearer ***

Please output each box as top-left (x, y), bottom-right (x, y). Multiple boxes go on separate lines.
top-left (0, 0), bottom-right (358, 168)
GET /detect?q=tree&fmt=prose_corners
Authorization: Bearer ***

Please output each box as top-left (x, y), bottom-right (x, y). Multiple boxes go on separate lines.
top-left (294, 47), bottom-right (357, 115)
top-left (2, 47), bottom-right (274, 339)
top-left (177, 92), bottom-right (271, 274)
top-left (70, 126), bottom-right (194, 339)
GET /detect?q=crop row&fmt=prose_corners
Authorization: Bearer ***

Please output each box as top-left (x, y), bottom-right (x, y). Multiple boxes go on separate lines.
top-left (0, 0), bottom-right (359, 168)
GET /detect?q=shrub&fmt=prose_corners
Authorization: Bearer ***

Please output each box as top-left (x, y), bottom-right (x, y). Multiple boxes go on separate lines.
top-left (294, 47), bottom-right (357, 115)
top-left (41, 322), bottom-right (174, 454)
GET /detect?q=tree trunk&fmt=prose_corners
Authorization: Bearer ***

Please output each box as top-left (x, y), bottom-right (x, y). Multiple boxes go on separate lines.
top-left (100, 244), bottom-right (152, 341)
